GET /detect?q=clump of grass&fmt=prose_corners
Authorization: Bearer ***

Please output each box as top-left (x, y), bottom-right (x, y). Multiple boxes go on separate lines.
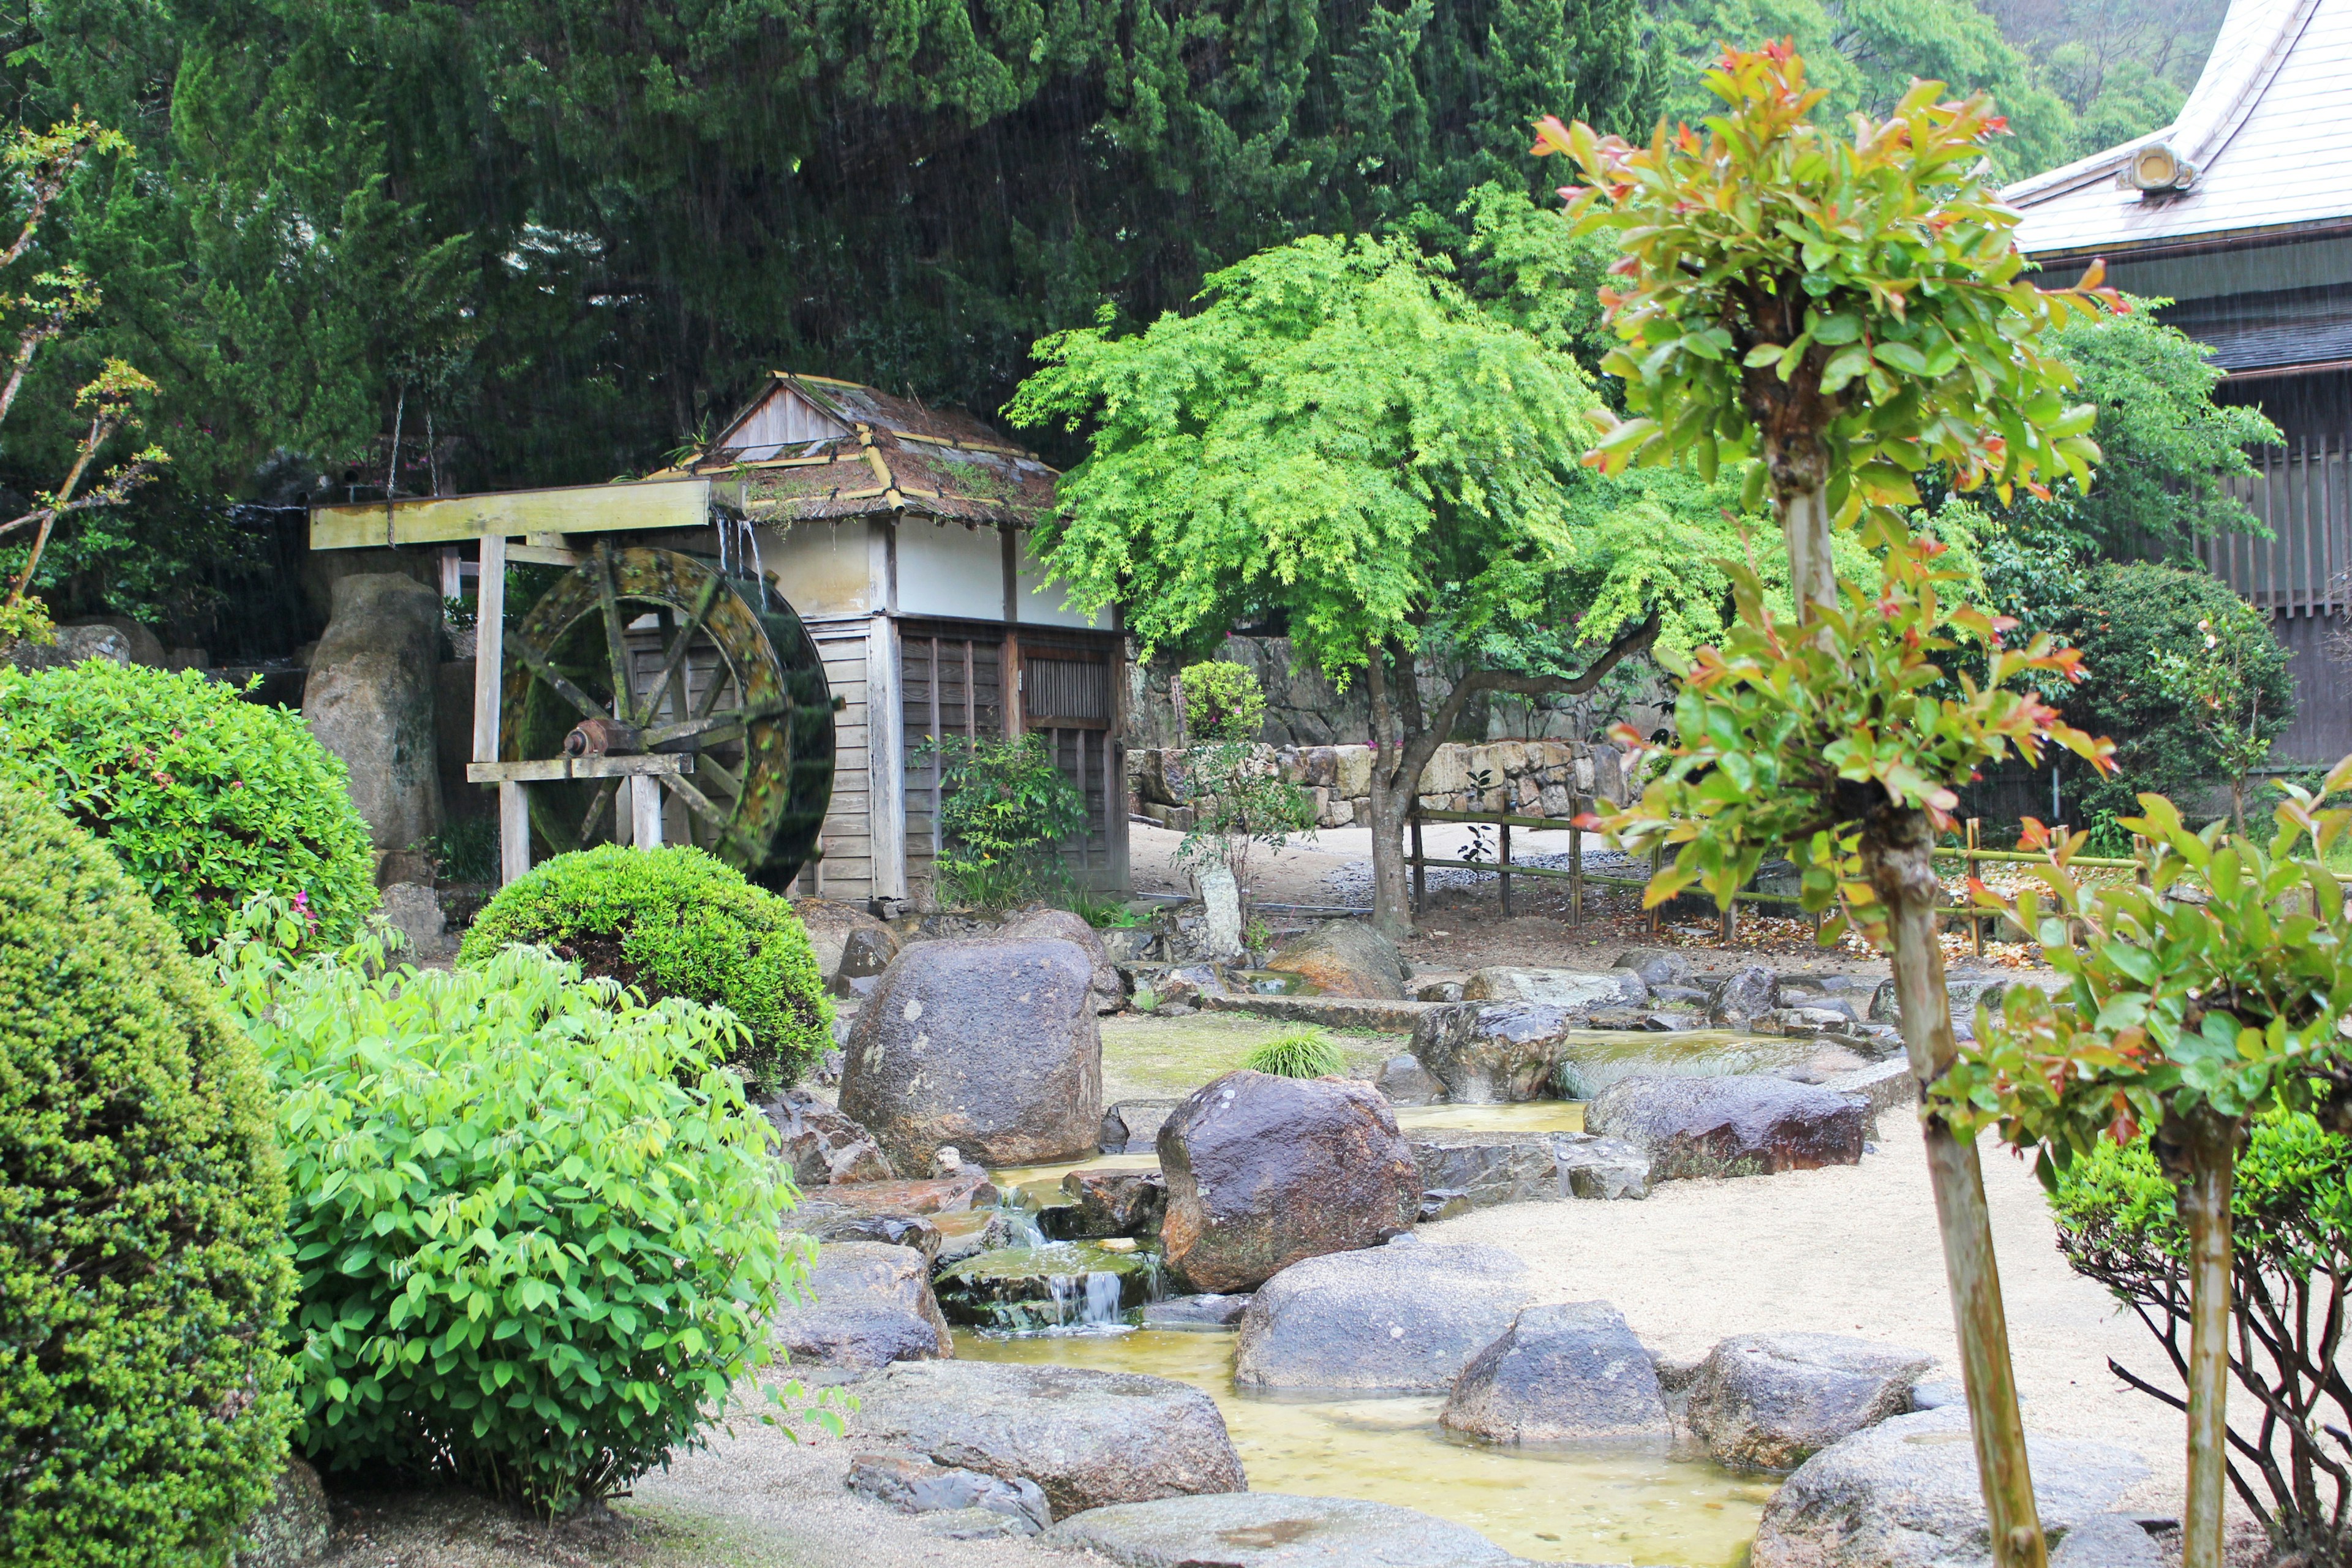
top-left (1242, 1029), bottom-right (1346, 1080)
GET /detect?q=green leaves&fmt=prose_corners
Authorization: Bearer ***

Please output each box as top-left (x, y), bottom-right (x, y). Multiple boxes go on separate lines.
top-left (215, 916), bottom-right (819, 1515)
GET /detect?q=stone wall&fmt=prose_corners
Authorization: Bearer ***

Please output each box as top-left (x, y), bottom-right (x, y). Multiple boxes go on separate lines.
top-left (1126, 634), bottom-right (1672, 751)
top-left (1128, 738), bottom-right (1632, 832)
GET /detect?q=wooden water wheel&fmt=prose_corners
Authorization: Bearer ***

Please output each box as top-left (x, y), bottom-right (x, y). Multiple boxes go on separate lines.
top-left (499, 543), bottom-right (835, 885)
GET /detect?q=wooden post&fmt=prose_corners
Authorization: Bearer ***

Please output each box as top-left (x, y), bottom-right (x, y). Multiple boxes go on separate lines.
top-left (1411, 811), bottom-right (1427, 916)
top-left (1569, 793), bottom-right (1585, 929)
top-left (1648, 843), bottom-right (1663, 936)
top-left (1498, 813), bottom-right (1513, 918)
top-left (1721, 897), bottom-right (1736, 944)
top-left (631, 775), bottom-right (664, 848)
top-left (499, 781), bottom-right (530, 885)
top-left (473, 533), bottom-right (533, 886)
top-left (1967, 818), bottom-right (1984, 959)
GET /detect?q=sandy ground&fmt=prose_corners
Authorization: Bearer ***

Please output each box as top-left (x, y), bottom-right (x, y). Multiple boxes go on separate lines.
top-left (1434, 1111), bottom-right (2196, 1524)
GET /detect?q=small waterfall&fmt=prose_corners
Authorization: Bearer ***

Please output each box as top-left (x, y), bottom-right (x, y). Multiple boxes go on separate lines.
top-left (1082, 1272), bottom-right (1125, 1325)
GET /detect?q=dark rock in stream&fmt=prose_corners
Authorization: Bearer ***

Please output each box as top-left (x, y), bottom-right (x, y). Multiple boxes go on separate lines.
top-left (768, 1242), bottom-right (952, 1372)
top-left (1708, 965), bottom-right (1781, 1026)
top-left (815, 1213), bottom-right (943, 1261)
top-left (848, 1360), bottom-right (1246, 1520)
top-left (762, 1089), bottom-right (895, 1187)
top-left (1411, 1003), bottom-right (1580, 1102)
top-left (1585, 1074), bottom-right (1867, 1179)
top-left (1157, 1070), bottom-right (1420, 1294)
top-left (840, 936), bottom-right (1102, 1170)
top-left (1048, 1492), bottom-right (1526, 1567)
top-left (1441, 1301), bottom-right (1670, 1445)
top-left (1142, 1292), bottom-right (1251, 1330)
top-left (1044, 1169), bottom-right (1167, 1240)
top-left (1234, 1237), bottom-right (1538, 1394)
top-left (1686, 1332), bottom-right (1936, 1471)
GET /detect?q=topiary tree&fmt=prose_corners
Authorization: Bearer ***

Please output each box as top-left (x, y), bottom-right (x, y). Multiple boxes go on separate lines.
top-left (1538, 45), bottom-right (2122, 1568)
top-left (0, 658), bottom-right (375, 950)
top-left (1938, 777), bottom-right (2352, 1568)
top-left (0, 780), bottom-right (295, 1568)
top-left (216, 905), bottom-right (823, 1517)
top-left (458, 844), bottom-right (830, 1089)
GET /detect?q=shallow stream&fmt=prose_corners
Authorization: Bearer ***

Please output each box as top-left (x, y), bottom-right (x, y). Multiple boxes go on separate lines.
top-left (957, 1327), bottom-right (1771, 1566)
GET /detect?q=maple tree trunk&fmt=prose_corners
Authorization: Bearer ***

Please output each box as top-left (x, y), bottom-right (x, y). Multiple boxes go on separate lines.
top-left (2177, 1110), bottom-right (2237, 1568)
top-left (1366, 771), bottom-right (1414, 940)
top-left (1865, 803), bottom-right (2049, 1568)
top-left (1778, 480), bottom-right (1839, 620)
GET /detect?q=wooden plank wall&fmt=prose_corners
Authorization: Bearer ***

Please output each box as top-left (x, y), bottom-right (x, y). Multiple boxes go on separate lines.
top-left (806, 624), bottom-right (875, 902)
top-left (900, 625), bottom-right (1008, 899)
top-left (2199, 442), bottom-right (2352, 763)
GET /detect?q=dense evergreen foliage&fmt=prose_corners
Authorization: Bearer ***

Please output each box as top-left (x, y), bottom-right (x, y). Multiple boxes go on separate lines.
top-left (0, 782), bottom-right (294, 1568)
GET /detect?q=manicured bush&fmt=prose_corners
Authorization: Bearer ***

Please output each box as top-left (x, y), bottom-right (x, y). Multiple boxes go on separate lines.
top-left (0, 659), bottom-right (375, 950)
top-left (215, 914), bottom-right (820, 1515)
top-left (1178, 660), bottom-right (1265, 742)
top-left (1243, 1030), bottom-right (1347, 1080)
top-left (458, 845), bottom-right (830, 1088)
top-left (2052, 1110), bottom-right (2352, 1559)
top-left (0, 782), bottom-right (295, 1567)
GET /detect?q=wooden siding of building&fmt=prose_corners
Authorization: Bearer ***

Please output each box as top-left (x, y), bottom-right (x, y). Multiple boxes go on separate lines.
top-left (801, 622), bottom-right (876, 903)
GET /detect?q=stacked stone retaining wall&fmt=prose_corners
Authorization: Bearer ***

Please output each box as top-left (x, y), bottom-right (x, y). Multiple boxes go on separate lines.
top-left (1128, 739), bottom-right (1632, 832)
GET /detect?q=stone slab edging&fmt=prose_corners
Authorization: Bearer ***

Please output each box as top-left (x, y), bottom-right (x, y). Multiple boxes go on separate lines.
top-left (1193, 993), bottom-right (1440, 1033)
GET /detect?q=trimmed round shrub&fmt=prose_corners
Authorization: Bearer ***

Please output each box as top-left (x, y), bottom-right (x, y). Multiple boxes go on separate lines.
top-left (0, 659), bottom-right (375, 950)
top-left (216, 917), bottom-right (814, 1515)
top-left (0, 782), bottom-right (295, 1567)
top-left (458, 845), bottom-right (831, 1087)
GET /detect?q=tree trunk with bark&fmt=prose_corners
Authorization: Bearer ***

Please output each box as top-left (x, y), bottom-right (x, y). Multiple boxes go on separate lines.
top-left (2172, 1107), bottom-right (2240, 1568)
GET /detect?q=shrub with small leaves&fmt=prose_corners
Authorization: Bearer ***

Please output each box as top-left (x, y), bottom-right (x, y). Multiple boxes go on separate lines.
top-left (1180, 660), bottom-right (1267, 741)
top-left (458, 845), bottom-right (831, 1088)
top-left (0, 783), bottom-right (295, 1568)
top-left (0, 658), bottom-right (375, 950)
top-left (1243, 1030), bottom-right (1348, 1079)
top-left (215, 908), bottom-right (826, 1515)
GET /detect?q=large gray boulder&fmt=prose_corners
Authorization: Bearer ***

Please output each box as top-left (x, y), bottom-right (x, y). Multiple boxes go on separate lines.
top-left (768, 1241), bottom-right (952, 1371)
top-left (61, 614), bottom-right (164, 666)
top-left (1613, 948), bottom-right (1698, 988)
top-left (1411, 1003), bottom-right (1578, 1102)
top-left (1410, 1131), bottom-right (1563, 1209)
top-left (302, 572), bottom-right (444, 851)
top-left (763, 1088), bottom-right (895, 1187)
top-left (1684, 1333), bottom-right (1936, 1471)
top-left (840, 937), bottom-right (1102, 1170)
top-left (375, 883), bottom-right (451, 960)
top-left (1555, 1131), bottom-right (1654, 1199)
top-left (1585, 1074), bottom-right (1868, 1179)
top-left (1461, 966), bottom-right (1647, 1008)
top-left (1048, 1492), bottom-right (1523, 1566)
top-left (1440, 1301), bottom-right (1668, 1446)
top-left (1234, 1238), bottom-right (1539, 1394)
top-left (1158, 1069), bottom-right (1420, 1294)
top-left (1265, 919), bottom-right (1408, 1000)
top-left (846, 1360), bottom-right (1246, 1521)
top-left (1000, 907), bottom-right (1125, 1012)
top-left (1710, 964), bottom-right (1782, 1025)
top-left (1751, 1406), bottom-right (2153, 1568)
top-left (7, 622), bottom-right (130, 671)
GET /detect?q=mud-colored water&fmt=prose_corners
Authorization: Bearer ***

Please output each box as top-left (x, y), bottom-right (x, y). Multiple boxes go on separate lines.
top-left (1394, 1101), bottom-right (1589, 1134)
top-left (956, 1329), bottom-right (1771, 1566)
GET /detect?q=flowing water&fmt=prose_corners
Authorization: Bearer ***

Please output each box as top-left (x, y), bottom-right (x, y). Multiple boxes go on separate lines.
top-left (957, 1328), bottom-right (1773, 1566)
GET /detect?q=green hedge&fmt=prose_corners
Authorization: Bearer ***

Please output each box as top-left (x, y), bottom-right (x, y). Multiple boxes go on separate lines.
top-left (0, 783), bottom-right (295, 1567)
top-left (217, 914), bottom-right (820, 1515)
top-left (0, 660), bottom-right (375, 950)
top-left (459, 845), bottom-right (830, 1088)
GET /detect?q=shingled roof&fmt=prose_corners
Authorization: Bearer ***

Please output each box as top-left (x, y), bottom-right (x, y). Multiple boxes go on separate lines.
top-left (2005, 0), bottom-right (2352, 263)
top-left (659, 372), bottom-right (1060, 529)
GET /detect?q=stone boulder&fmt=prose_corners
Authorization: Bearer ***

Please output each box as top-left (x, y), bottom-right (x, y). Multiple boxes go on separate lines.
top-left (847, 1360), bottom-right (1246, 1521)
top-left (376, 883), bottom-right (450, 960)
top-left (763, 1088), bottom-right (896, 1187)
top-left (1410, 1132), bottom-right (1562, 1209)
top-left (1411, 1003), bottom-right (1578, 1102)
top-left (232, 1458), bottom-right (330, 1568)
top-left (786, 1169), bottom-right (998, 1242)
top-left (1585, 1075), bottom-right (1868, 1179)
top-left (1157, 1070), bottom-right (1421, 1294)
top-left (1709, 964), bottom-right (1781, 1026)
top-left (793, 898), bottom-right (900, 987)
top-left (1685, 1333), bottom-right (1936, 1471)
top-left (1001, 907), bottom-right (1126, 1013)
top-left (1461, 966), bottom-right (1648, 1008)
top-left (1048, 1493), bottom-right (1523, 1567)
top-left (62, 614), bottom-right (165, 666)
top-left (1264, 919), bottom-right (1408, 1000)
top-left (7, 622), bottom-right (130, 671)
top-left (1613, 948), bottom-right (1698, 988)
top-left (1044, 1168), bottom-right (1167, 1240)
top-left (1373, 1052), bottom-right (1446, 1106)
top-left (1100, 1098), bottom-right (1177, 1155)
top-left (1751, 1406), bottom-right (2152, 1568)
top-left (1233, 1238), bottom-right (1539, 1394)
top-left (832, 927), bottom-right (898, 997)
top-left (1439, 1301), bottom-right (1669, 1445)
top-left (1142, 1294), bottom-right (1251, 1330)
top-left (302, 573), bottom-right (444, 851)
top-left (849, 1450), bottom-right (1050, 1536)
top-left (840, 937), bottom-right (1102, 1170)
top-left (1555, 1131), bottom-right (1653, 1199)
top-left (769, 1241), bottom-right (952, 1371)
top-left (819, 1213), bottom-right (942, 1261)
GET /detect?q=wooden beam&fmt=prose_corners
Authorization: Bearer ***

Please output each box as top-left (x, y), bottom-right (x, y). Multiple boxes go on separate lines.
top-left (466, 755), bottom-right (696, 784)
top-left (472, 533), bottom-right (506, 766)
top-left (310, 478), bottom-right (711, 550)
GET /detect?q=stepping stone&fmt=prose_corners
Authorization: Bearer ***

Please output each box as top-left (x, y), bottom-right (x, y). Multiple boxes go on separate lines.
top-left (1047, 1491), bottom-right (1525, 1566)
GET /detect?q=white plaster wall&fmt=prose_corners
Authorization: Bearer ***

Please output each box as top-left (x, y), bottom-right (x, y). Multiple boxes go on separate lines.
top-left (897, 519), bottom-right (1005, 620)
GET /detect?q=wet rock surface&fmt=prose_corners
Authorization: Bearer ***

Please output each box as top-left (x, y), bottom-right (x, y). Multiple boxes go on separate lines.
top-left (1461, 966), bottom-right (1648, 1009)
top-left (1751, 1406), bottom-right (2152, 1568)
top-left (1613, 948), bottom-right (1698, 988)
top-left (847, 1449), bottom-right (1050, 1536)
top-left (793, 898), bottom-right (900, 988)
top-left (1585, 1074), bottom-right (1868, 1179)
top-left (786, 1169), bottom-right (998, 1231)
top-left (1411, 1003), bottom-right (1580, 1102)
top-left (764, 1089), bottom-right (897, 1187)
top-left (1234, 1237), bottom-right (1539, 1394)
top-left (1047, 1491), bottom-right (1525, 1566)
top-left (1685, 1332), bottom-right (1936, 1471)
top-left (1265, 918), bottom-right (1408, 1000)
top-left (999, 907), bottom-right (1126, 1013)
top-left (933, 1242), bottom-right (1159, 1330)
top-left (1044, 1168), bottom-right (1167, 1240)
top-left (769, 1241), bottom-right (952, 1371)
top-left (840, 936), bottom-right (1102, 1170)
top-left (1440, 1301), bottom-right (1669, 1446)
top-left (1555, 1131), bottom-right (1653, 1199)
top-left (847, 1360), bottom-right (1246, 1521)
top-left (1101, 1098), bottom-right (1178, 1154)
top-left (1374, 1052), bottom-right (1446, 1106)
top-left (813, 1213), bottom-right (943, 1261)
top-left (1709, 965), bottom-right (1781, 1027)
top-left (303, 573), bottom-right (445, 850)
top-left (1158, 1069), bottom-right (1421, 1294)
top-left (1410, 1131), bottom-right (1563, 1208)
top-left (1144, 1292), bottom-right (1253, 1330)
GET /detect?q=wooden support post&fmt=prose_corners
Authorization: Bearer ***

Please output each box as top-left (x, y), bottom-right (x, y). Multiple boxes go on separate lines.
top-left (1649, 844), bottom-right (1664, 936)
top-left (1721, 898), bottom-right (1736, 944)
top-left (1569, 794), bottom-right (1585, 929)
top-left (1411, 813), bottom-right (1427, 916)
top-left (499, 782), bottom-right (530, 886)
top-left (631, 775), bottom-right (665, 849)
top-left (1967, 818), bottom-right (1985, 959)
top-left (474, 534), bottom-right (529, 884)
top-left (1498, 815), bottom-right (1513, 919)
